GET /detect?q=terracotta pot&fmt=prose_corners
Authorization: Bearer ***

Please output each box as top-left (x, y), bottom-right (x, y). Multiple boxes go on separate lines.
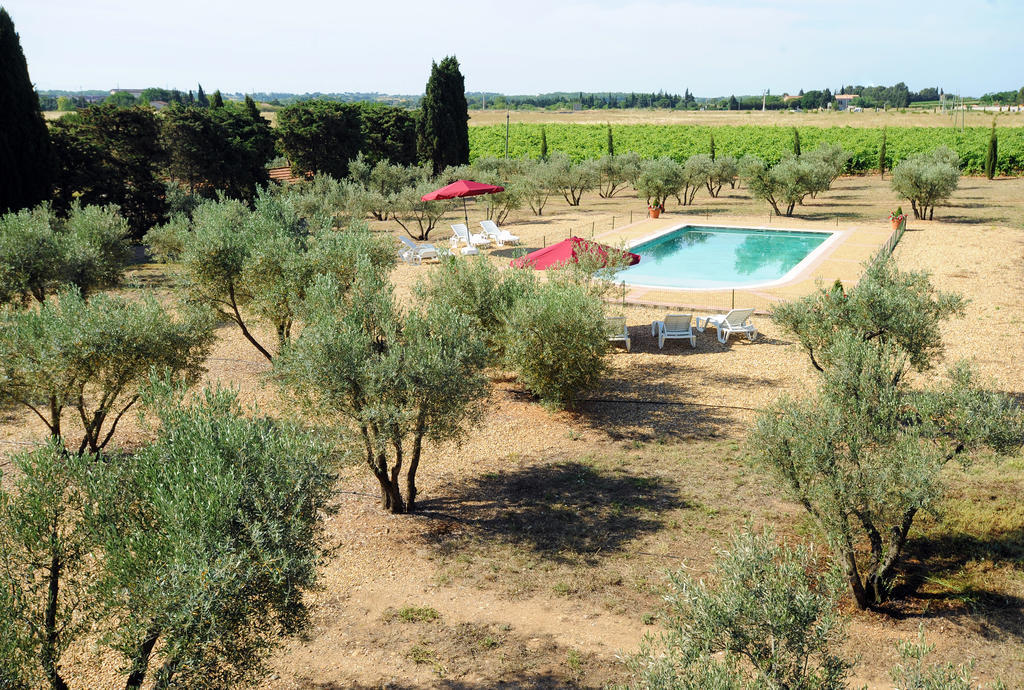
top-left (649, 208), bottom-right (661, 219)
top-left (890, 216), bottom-right (906, 231)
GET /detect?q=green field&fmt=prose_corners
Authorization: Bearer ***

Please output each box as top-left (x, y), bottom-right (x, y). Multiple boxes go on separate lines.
top-left (469, 123), bottom-right (1023, 175)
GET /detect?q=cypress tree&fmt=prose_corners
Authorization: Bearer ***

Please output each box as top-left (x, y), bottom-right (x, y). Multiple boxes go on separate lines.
top-left (607, 125), bottom-right (614, 156)
top-left (211, 90), bottom-right (224, 108)
top-left (196, 84), bottom-right (209, 108)
top-left (244, 95), bottom-right (263, 122)
top-left (985, 120), bottom-right (998, 180)
top-left (792, 127), bottom-right (801, 156)
top-left (878, 127), bottom-right (887, 178)
top-left (540, 127), bottom-right (548, 160)
top-left (0, 8), bottom-right (53, 214)
top-left (416, 56), bottom-right (469, 175)
top-left (710, 132), bottom-right (716, 161)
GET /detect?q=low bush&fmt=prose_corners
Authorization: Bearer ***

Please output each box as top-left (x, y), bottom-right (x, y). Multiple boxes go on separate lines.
top-left (504, 281), bottom-right (608, 407)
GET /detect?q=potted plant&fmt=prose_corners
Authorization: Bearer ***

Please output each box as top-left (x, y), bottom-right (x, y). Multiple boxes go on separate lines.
top-left (648, 202), bottom-right (664, 219)
top-left (888, 207), bottom-right (907, 231)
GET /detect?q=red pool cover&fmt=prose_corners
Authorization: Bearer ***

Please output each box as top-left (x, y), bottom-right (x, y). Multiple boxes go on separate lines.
top-left (510, 237), bottom-right (641, 270)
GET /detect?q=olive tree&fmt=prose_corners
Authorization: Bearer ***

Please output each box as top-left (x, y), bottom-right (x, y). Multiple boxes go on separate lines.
top-left (891, 146), bottom-right (960, 220)
top-left (705, 155), bottom-right (738, 198)
top-left (549, 153), bottom-right (598, 206)
top-left (413, 255), bottom-right (536, 364)
top-left (677, 154), bottom-right (712, 206)
top-left (635, 157), bottom-right (684, 210)
top-left (0, 202), bottom-right (129, 307)
top-left (389, 180), bottom-right (454, 241)
top-left (467, 157), bottom-right (524, 225)
top-left (347, 154), bottom-right (427, 221)
top-left (0, 385), bottom-right (337, 690)
top-left (0, 443), bottom-right (95, 690)
top-left (0, 288), bottom-right (213, 453)
top-left (514, 158), bottom-right (557, 216)
top-left (626, 528), bottom-right (850, 690)
top-left (86, 384), bottom-right (337, 689)
top-left (740, 155), bottom-right (832, 217)
top-left (150, 191), bottom-right (394, 360)
top-left (504, 280), bottom-right (608, 408)
top-left (754, 262), bottom-right (1024, 608)
top-left (275, 271), bottom-right (489, 514)
top-left (593, 152), bottom-right (640, 198)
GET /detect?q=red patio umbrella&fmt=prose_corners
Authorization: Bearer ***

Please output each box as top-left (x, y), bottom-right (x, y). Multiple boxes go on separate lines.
top-left (421, 179), bottom-right (505, 223)
top-left (510, 237), bottom-right (640, 270)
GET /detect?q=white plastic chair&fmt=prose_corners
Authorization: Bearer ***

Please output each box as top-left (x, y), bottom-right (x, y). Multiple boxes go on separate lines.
top-left (479, 220), bottom-right (520, 246)
top-left (397, 236), bottom-right (439, 264)
top-left (606, 316), bottom-right (631, 352)
top-left (651, 313), bottom-right (696, 349)
top-left (696, 308), bottom-right (758, 344)
top-left (450, 223), bottom-right (491, 248)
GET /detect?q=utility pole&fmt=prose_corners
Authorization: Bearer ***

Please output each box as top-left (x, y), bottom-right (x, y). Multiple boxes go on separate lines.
top-left (504, 110), bottom-right (510, 159)
top-left (762, 90), bottom-right (766, 112)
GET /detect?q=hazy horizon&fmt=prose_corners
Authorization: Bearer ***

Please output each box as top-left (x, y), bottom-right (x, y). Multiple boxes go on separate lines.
top-left (5, 0), bottom-right (1022, 97)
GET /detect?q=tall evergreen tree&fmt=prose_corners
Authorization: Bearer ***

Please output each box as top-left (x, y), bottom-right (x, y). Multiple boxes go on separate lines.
top-left (0, 8), bottom-right (52, 214)
top-left (196, 83), bottom-right (209, 108)
top-left (416, 55), bottom-right (469, 175)
top-left (878, 127), bottom-right (887, 178)
top-left (540, 127), bottom-right (548, 160)
top-left (709, 132), bottom-right (716, 161)
top-left (792, 127), bottom-right (801, 156)
top-left (985, 120), bottom-right (998, 180)
top-left (607, 125), bottom-right (614, 156)
top-left (244, 94), bottom-right (261, 121)
top-left (211, 90), bottom-right (224, 108)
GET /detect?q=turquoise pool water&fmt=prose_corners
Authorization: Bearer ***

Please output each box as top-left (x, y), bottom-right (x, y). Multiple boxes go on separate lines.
top-left (617, 226), bottom-right (832, 289)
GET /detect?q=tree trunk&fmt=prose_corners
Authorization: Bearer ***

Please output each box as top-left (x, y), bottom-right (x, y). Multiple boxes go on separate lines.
top-left (124, 628), bottom-right (161, 690)
top-left (406, 412), bottom-right (427, 513)
top-left (42, 541), bottom-right (68, 690)
top-left (840, 545), bottom-right (871, 609)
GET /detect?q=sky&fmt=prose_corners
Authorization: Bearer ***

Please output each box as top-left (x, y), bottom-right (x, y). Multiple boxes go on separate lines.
top-left (6, 0), bottom-right (1023, 97)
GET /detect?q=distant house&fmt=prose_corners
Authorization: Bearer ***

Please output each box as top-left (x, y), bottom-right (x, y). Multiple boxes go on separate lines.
top-left (835, 94), bottom-right (858, 111)
top-left (783, 94), bottom-right (801, 103)
top-left (149, 100), bottom-right (169, 110)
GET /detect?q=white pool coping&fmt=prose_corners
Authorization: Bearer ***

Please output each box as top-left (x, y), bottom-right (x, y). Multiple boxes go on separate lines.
top-left (620, 222), bottom-right (845, 292)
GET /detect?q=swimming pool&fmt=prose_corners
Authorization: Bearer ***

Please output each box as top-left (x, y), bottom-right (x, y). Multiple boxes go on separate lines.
top-left (616, 225), bottom-right (837, 290)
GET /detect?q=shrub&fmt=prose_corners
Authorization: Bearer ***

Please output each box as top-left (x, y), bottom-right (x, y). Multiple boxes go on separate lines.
top-left (890, 146), bottom-right (960, 220)
top-left (0, 287), bottom-right (214, 453)
top-left (414, 255), bottom-right (536, 364)
top-left (0, 202), bottom-right (129, 306)
top-left (504, 281), bottom-right (608, 407)
top-left (626, 527), bottom-right (850, 690)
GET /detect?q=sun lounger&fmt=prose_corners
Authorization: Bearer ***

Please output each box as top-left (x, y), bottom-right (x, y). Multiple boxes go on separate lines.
top-left (450, 223), bottom-right (491, 249)
top-left (479, 220), bottom-right (520, 246)
top-left (605, 316), bottom-right (631, 352)
top-left (398, 236), bottom-right (439, 264)
top-left (651, 313), bottom-right (696, 349)
top-left (696, 308), bottom-right (758, 343)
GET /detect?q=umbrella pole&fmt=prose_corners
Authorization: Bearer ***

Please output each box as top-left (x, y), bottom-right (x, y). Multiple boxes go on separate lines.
top-left (463, 198), bottom-right (468, 224)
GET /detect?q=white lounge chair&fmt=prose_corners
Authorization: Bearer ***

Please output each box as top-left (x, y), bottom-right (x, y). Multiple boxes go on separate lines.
top-left (450, 223), bottom-right (491, 249)
top-left (479, 220), bottom-right (520, 246)
top-left (398, 236), bottom-right (439, 264)
top-left (651, 313), bottom-right (696, 349)
top-left (696, 308), bottom-right (758, 344)
top-left (606, 316), bottom-right (631, 352)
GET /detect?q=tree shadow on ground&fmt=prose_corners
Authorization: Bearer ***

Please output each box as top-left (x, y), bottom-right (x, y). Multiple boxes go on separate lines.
top-left (928, 214), bottom-right (1006, 226)
top-left (574, 359), bottom-right (770, 441)
top-left (793, 210), bottom-right (863, 222)
top-left (415, 460), bottom-right (685, 565)
top-left (887, 528), bottom-right (1024, 642)
top-left (331, 676), bottom-right (589, 689)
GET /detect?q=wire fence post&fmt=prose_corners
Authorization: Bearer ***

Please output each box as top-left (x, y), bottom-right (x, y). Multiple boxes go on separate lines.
top-left (731, 290), bottom-right (735, 310)
top-left (611, 216), bottom-right (615, 229)
top-left (621, 281), bottom-right (626, 308)
top-left (630, 210), bottom-right (633, 224)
